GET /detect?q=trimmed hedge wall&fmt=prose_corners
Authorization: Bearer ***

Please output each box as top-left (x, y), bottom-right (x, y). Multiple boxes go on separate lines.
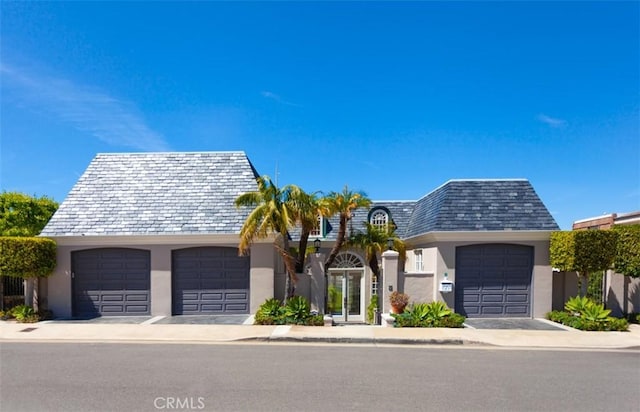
top-left (612, 224), bottom-right (640, 278)
top-left (550, 230), bottom-right (617, 274)
top-left (0, 237), bottom-right (57, 278)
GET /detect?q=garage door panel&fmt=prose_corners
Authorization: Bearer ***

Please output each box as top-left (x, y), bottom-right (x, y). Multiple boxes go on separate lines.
top-left (481, 294), bottom-right (504, 303)
top-left (201, 304), bottom-right (224, 312)
top-left (72, 248), bottom-right (151, 317)
top-left (226, 292), bottom-right (248, 300)
top-left (225, 302), bottom-right (248, 311)
top-left (506, 306), bottom-right (529, 315)
top-left (481, 306), bottom-right (506, 315)
top-left (506, 284), bottom-right (528, 291)
top-left (201, 292), bottom-right (224, 300)
top-left (455, 244), bottom-right (533, 318)
top-left (124, 272), bottom-right (149, 281)
top-left (124, 305), bottom-right (149, 313)
top-left (172, 247), bottom-right (250, 315)
top-left (200, 280), bottom-right (226, 289)
top-left (101, 305), bottom-right (125, 313)
top-left (463, 293), bottom-right (480, 303)
top-left (101, 294), bottom-right (124, 302)
top-left (506, 294), bottom-right (528, 303)
top-left (126, 294), bottom-right (149, 302)
top-left (200, 260), bottom-right (224, 270)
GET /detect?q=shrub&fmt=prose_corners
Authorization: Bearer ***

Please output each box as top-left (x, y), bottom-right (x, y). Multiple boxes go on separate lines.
top-left (439, 313), bottom-right (466, 328)
top-left (254, 298), bottom-right (284, 325)
top-left (283, 296), bottom-right (311, 324)
top-left (0, 237), bottom-right (57, 278)
top-left (393, 301), bottom-right (465, 328)
top-left (367, 294), bottom-right (379, 324)
top-left (305, 314), bottom-right (325, 326)
top-left (10, 304), bottom-right (38, 323)
top-left (565, 296), bottom-right (596, 314)
top-left (254, 296), bottom-right (322, 326)
top-left (546, 296), bottom-right (628, 331)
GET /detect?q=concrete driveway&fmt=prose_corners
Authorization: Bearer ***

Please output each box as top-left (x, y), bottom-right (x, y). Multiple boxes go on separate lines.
top-left (47, 316), bottom-right (153, 324)
top-left (47, 315), bottom-right (251, 325)
top-left (464, 318), bottom-right (567, 331)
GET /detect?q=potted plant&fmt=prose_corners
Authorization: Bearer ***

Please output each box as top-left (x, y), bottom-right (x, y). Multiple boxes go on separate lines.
top-left (390, 291), bottom-right (409, 314)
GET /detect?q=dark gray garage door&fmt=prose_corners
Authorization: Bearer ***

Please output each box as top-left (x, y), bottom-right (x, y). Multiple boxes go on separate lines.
top-left (172, 247), bottom-right (250, 315)
top-left (455, 244), bottom-right (533, 318)
top-left (72, 248), bottom-right (151, 317)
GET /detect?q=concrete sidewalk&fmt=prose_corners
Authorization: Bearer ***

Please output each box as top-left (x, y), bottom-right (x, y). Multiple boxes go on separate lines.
top-left (2, 320), bottom-right (640, 349)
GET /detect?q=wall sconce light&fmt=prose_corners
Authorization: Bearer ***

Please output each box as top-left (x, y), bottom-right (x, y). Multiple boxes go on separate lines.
top-left (387, 238), bottom-right (395, 251)
top-left (314, 238), bottom-right (321, 253)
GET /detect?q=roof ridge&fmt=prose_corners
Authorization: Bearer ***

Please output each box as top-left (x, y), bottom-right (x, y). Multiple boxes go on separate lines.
top-left (414, 178), bottom-right (530, 203)
top-left (95, 150), bottom-right (248, 156)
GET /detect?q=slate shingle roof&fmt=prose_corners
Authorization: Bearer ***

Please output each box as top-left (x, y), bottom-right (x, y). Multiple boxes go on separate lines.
top-left (41, 152), bottom-right (259, 237)
top-left (42, 152), bottom-right (558, 239)
top-left (403, 179), bottom-right (559, 238)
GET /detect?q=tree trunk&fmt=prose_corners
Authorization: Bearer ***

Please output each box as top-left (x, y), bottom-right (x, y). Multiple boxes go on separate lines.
top-left (623, 275), bottom-right (629, 315)
top-left (279, 234), bottom-right (297, 302)
top-left (325, 214), bottom-right (348, 269)
top-left (295, 230), bottom-right (311, 273)
top-left (576, 271), bottom-right (589, 298)
top-left (33, 278), bottom-right (39, 312)
top-left (24, 278), bottom-right (34, 309)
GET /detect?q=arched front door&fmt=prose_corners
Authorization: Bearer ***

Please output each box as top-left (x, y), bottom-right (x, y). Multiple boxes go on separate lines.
top-left (328, 252), bottom-right (365, 322)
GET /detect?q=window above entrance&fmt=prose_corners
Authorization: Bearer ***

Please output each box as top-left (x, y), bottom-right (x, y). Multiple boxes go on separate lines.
top-left (331, 252), bottom-right (364, 268)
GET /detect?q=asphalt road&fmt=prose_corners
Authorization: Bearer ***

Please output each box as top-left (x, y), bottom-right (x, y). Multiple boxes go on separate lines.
top-left (1, 343), bottom-right (638, 412)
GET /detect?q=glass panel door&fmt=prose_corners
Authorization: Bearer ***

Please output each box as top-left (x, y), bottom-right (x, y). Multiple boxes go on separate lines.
top-left (328, 270), bottom-right (363, 322)
top-left (347, 271), bottom-right (362, 318)
top-left (328, 272), bottom-right (344, 319)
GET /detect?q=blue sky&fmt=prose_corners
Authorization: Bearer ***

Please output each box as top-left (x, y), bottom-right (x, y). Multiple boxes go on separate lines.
top-left (1, 1), bottom-right (638, 230)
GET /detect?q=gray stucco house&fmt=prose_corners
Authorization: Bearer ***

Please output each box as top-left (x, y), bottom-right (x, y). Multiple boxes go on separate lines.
top-left (41, 151), bottom-right (559, 320)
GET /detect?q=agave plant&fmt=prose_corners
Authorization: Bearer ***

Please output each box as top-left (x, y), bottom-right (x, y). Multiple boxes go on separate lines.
top-left (406, 303), bottom-right (431, 323)
top-left (258, 298), bottom-right (284, 318)
top-left (581, 303), bottom-right (611, 322)
top-left (284, 296), bottom-right (311, 323)
top-left (425, 301), bottom-right (452, 320)
top-left (564, 296), bottom-right (595, 316)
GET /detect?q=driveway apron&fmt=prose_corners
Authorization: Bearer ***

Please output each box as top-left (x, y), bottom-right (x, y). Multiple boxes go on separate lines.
top-left (464, 318), bottom-right (566, 331)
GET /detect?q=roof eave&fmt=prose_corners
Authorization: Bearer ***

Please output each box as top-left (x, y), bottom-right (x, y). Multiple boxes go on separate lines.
top-left (41, 233), bottom-right (276, 247)
top-left (403, 230), bottom-right (555, 244)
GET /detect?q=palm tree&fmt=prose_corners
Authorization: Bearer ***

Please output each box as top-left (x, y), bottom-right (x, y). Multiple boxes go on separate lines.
top-left (348, 223), bottom-right (385, 282)
top-left (348, 223), bottom-right (406, 283)
top-left (290, 190), bottom-right (322, 273)
top-left (235, 176), bottom-right (300, 300)
top-left (320, 186), bottom-right (372, 269)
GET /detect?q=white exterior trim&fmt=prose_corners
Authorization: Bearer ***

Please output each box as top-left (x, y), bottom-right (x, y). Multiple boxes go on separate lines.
top-left (404, 230), bottom-right (554, 244)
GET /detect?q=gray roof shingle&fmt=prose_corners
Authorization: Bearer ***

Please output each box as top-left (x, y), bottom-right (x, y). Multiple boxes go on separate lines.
top-left (42, 153), bottom-right (558, 240)
top-left (403, 179), bottom-right (559, 238)
top-left (41, 152), bottom-right (259, 237)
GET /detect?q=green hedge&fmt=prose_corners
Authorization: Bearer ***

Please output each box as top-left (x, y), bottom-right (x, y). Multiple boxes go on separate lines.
top-left (0, 237), bottom-right (56, 278)
top-left (550, 230), bottom-right (617, 274)
top-left (613, 224), bottom-right (640, 278)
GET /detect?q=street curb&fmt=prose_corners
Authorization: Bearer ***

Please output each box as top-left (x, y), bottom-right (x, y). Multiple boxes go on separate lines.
top-left (240, 336), bottom-right (471, 345)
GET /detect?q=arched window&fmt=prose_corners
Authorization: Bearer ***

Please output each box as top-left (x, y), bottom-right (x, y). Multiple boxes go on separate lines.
top-left (331, 252), bottom-right (365, 268)
top-left (370, 210), bottom-right (388, 231)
